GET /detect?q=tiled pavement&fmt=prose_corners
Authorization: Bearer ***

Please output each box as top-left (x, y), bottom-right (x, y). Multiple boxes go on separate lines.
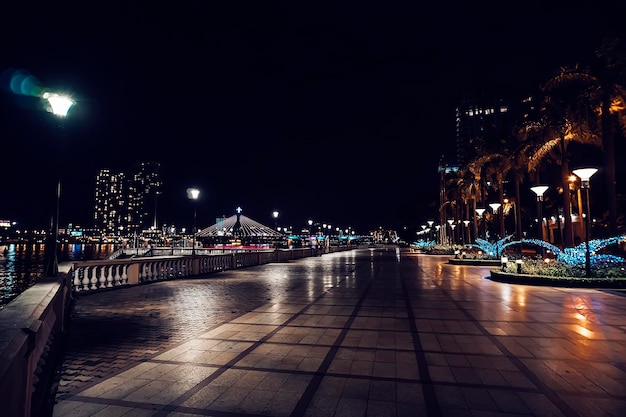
top-left (50, 247), bottom-right (626, 416)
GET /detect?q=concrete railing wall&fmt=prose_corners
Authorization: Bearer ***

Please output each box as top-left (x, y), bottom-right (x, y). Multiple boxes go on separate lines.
top-left (0, 245), bottom-right (354, 417)
top-left (0, 273), bottom-right (72, 417)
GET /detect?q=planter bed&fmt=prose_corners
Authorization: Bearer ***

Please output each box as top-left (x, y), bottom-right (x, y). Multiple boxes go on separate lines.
top-left (448, 258), bottom-right (501, 266)
top-left (490, 270), bottom-right (626, 288)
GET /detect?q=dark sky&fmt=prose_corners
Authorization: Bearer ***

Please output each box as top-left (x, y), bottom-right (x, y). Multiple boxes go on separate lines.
top-left (1, 1), bottom-right (625, 234)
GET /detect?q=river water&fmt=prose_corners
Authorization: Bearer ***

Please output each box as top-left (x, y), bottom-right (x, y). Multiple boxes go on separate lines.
top-left (0, 243), bottom-right (118, 307)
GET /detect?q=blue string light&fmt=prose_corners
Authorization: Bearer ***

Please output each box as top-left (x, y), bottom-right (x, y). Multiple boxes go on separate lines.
top-left (517, 236), bottom-right (626, 267)
top-left (465, 235), bottom-right (515, 258)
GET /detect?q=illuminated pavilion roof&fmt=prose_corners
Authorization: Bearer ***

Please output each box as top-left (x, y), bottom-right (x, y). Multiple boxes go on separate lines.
top-left (196, 212), bottom-right (283, 239)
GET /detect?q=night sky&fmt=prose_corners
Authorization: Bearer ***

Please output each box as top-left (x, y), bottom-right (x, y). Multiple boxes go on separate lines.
top-left (1, 2), bottom-right (625, 234)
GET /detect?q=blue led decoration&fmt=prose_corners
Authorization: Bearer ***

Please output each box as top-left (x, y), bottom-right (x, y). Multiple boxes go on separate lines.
top-left (518, 236), bottom-right (626, 267)
top-left (412, 239), bottom-right (435, 249)
top-left (466, 235), bottom-right (516, 258)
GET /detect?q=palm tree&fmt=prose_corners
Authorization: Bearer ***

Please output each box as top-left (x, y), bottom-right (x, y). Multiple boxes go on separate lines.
top-left (588, 38), bottom-right (626, 234)
top-left (531, 65), bottom-right (602, 247)
top-left (467, 158), bottom-right (488, 240)
top-left (480, 153), bottom-right (509, 239)
top-left (455, 167), bottom-right (481, 243)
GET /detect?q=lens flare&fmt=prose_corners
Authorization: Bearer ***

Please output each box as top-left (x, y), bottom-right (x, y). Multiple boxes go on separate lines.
top-left (1, 68), bottom-right (43, 97)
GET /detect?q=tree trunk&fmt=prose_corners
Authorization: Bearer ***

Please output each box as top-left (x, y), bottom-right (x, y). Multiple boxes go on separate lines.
top-left (601, 93), bottom-right (617, 235)
top-left (514, 175), bottom-right (523, 240)
top-left (498, 180), bottom-right (505, 238)
top-left (561, 135), bottom-right (574, 247)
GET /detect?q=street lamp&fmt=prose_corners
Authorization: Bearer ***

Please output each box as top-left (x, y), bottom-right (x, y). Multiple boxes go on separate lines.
top-left (463, 220), bottom-right (470, 244)
top-left (308, 219), bottom-right (314, 235)
top-left (489, 202), bottom-right (502, 240)
top-left (43, 92), bottom-right (75, 277)
top-left (475, 208), bottom-right (486, 240)
top-left (530, 186), bottom-right (549, 240)
top-left (186, 188), bottom-right (200, 256)
top-left (530, 185), bottom-right (549, 258)
top-left (272, 210), bottom-right (279, 230)
top-left (450, 223), bottom-right (456, 246)
top-left (573, 168), bottom-right (598, 277)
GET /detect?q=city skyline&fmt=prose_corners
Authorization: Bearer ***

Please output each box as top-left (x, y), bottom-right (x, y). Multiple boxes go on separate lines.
top-left (2, 2), bottom-right (625, 233)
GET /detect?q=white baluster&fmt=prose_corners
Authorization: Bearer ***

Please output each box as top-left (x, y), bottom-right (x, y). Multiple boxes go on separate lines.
top-left (89, 266), bottom-right (98, 290)
top-left (120, 264), bottom-right (128, 285)
top-left (73, 267), bottom-right (84, 291)
top-left (99, 266), bottom-right (107, 289)
top-left (106, 265), bottom-right (115, 287)
top-left (148, 262), bottom-right (157, 281)
top-left (159, 261), bottom-right (166, 280)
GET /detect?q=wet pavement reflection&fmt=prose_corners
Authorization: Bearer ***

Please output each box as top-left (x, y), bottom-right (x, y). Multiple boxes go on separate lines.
top-left (52, 247), bottom-right (626, 416)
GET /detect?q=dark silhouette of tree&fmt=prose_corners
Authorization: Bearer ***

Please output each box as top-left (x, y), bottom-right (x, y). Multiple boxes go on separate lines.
top-left (589, 38), bottom-right (626, 234)
top-left (529, 65), bottom-right (602, 247)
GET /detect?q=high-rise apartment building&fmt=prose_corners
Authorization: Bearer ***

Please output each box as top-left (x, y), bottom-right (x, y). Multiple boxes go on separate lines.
top-left (93, 162), bottom-right (162, 236)
top-left (94, 169), bottom-right (127, 235)
top-left (455, 92), bottom-right (515, 167)
top-left (455, 92), bottom-right (538, 168)
top-left (129, 161), bottom-right (162, 232)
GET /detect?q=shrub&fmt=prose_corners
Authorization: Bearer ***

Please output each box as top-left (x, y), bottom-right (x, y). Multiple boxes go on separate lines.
top-left (502, 258), bottom-right (626, 278)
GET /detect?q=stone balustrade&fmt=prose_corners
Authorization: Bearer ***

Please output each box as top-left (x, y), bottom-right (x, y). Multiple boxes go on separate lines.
top-left (0, 244), bottom-right (357, 417)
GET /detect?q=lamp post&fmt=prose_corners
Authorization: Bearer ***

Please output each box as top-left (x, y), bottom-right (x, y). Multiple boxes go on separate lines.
top-left (475, 208), bottom-right (486, 240)
top-left (427, 220), bottom-right (434, 241)
top-left (187, 188), bottom-right (200, 256)
top-left (447, 219), bottom-right (454, 247)
top-left (43, 92), bottom-right (74, 277)
top-left (273, 210), bottom-right (279, 230)
top-left (530, 185), bottom-right (549, 239)
top-left (530, 185), bottom-right (549, 258)
top-left (463, 220), bottom-right (470, 244)
top-left (573, 168), bottom-right (598, 277)
top-left (450, 224), bottom-right (456, 246)
top-left (489, 203), bottom-right (502, 239)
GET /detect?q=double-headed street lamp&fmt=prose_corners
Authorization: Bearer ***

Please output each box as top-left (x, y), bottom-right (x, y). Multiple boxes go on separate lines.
top-left (572, 168), bottom-right (598, 277)
top-left (43, 92), bottom-right (75, 277)
top-left (186, 188), bottom-right (200, 256)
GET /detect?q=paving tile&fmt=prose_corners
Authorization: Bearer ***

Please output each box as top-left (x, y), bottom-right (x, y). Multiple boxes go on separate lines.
top-left (48, 249), bottom-right (626, 417)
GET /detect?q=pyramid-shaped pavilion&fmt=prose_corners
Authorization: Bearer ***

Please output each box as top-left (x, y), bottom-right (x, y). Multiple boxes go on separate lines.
top-left (196, 211), bottom-right (284, 244)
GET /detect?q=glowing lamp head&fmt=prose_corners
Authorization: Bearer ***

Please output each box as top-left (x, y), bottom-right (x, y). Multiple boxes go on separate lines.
top-left (475, 208), bottom-right (486, 217)
top-left (273, 211), bottom-right (279, 219)
top-left (530, 185), bottom-right (549, 201)
top-left (186, 188), bottom-right (200, 200)
top-left (572, 168), bottom-right (598, 188)
top-left (43, 92), bottom-right (74, 117)
top-left (489, 203), bottom-right (501, 212)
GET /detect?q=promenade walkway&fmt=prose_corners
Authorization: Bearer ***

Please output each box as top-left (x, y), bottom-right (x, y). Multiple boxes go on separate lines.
top-left (50, 247), bottom-right (626, 417)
